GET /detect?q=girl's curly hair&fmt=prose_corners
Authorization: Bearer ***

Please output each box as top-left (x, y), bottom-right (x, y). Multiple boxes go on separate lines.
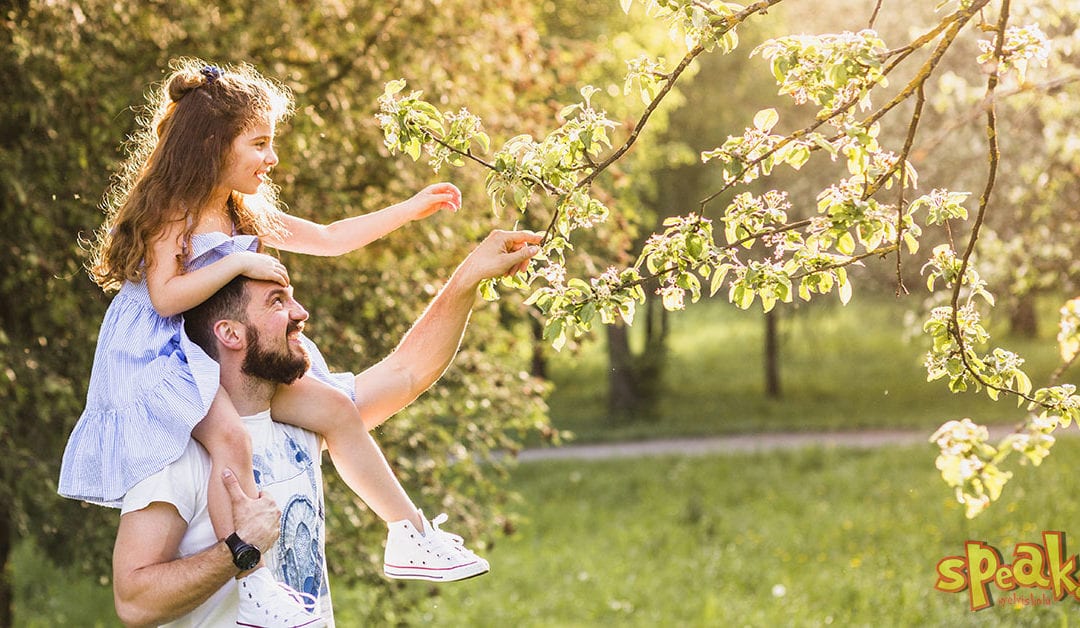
top-left (88, 58), bottom-right (293, 291)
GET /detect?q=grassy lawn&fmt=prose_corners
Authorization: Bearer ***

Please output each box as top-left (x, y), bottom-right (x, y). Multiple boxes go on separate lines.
top-left (546, 296), bottom-right (1063, 443)
top-left (386, 438), bottom-right (1080, 627)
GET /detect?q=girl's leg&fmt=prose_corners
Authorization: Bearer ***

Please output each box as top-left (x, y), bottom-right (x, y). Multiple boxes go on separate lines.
top-left (191, 387), bottom-right (258, 540)
top-left (270, 376), bottom-right (422, 529)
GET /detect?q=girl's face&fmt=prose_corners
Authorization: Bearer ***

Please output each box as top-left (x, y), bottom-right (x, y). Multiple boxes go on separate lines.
top-left (221, 119), bottom-right (278, 196)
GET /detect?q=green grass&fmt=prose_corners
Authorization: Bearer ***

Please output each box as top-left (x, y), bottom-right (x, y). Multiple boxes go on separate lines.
top-left (546, 297), bottom-right (1063, 442)
top-left (9, 540), bottom-right (115, 627)
top-left (387, 438), bottom-right (1080, 627)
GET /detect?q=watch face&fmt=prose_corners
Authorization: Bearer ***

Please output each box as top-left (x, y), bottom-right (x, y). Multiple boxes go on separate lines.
top-left (236, 546), bottom-right (261, 571)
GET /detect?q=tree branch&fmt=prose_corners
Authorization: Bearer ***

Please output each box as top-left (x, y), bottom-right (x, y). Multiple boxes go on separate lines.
top-left (893, 83), bottom-right (925, 295)
top-left (946, 0), bottom-right (1038, 405)
top-left (864, 2), bottom-right (986, 129)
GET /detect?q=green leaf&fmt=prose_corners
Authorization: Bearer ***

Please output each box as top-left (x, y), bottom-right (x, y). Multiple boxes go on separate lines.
top-left (836, 232), bottom-right (856, 256)
top-left (786, 145), bottom-right (810, 170)
top-left (384, 79), bottom-right (407, 96)
top-left (710, 264), bottom-right (731, 297)
top-left (512, 185), bottom-right (530, 212)
top-left (903, 231), bottom-right (920, 255)
top-left (523, 288), bottom-right (548, 308)
top-left (838, 272), bottom-right (852, 305)
top-left (578, 301), bottom-right (597, 325)
top-left (753, 108), bottom-right (779, 132)
top-left (479, 278), bottom-right (499, 301)
top-left (475, 132), bottom-right (491, 154)
top-left (552, 328), bottom-right (568, 352)
top-left (686, 234), bottom-right (704, 259)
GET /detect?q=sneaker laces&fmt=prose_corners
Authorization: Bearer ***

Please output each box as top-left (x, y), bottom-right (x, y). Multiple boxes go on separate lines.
top-left (428, 513), bottom-right (478, 557)
top-left (429, 513), bottom-right (464, 545)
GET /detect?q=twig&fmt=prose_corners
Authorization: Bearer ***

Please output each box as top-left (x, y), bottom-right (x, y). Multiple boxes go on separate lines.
top-left (947, 0), bottom-right (1039, 405)
top-left (869, 0), bottom-right (884, 29)
top-left (893, 83), bottom-right (926, 296)
top-left (424, 133), bottom-right (567, 197)
top-left (864, 5), bottom-right (981, 129)
top-left (576, 43), bottom-right (705, 191)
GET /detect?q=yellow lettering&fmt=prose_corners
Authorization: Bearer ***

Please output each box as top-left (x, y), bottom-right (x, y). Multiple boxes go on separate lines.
top-left (965, 541), bottom-right (1001, 611)
top-left (1012, 543), bottom-right (1049, 589)
top-left (994, 565), bottom-right (1016, 590)
top-left (935, 556), bottom-right (968, 593)
top-left (1043, 531), bottom-right (1079, 600)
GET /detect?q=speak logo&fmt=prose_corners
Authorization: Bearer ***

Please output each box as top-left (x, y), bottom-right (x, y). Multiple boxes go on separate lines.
top-left (935, 531), bottom-right (1079, 611)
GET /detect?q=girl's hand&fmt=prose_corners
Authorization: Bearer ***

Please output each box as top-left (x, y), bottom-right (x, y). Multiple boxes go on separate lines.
top-left (409, 182), bottom-right (462, 221)
top-left (237, 251), bottom-right (290, 286)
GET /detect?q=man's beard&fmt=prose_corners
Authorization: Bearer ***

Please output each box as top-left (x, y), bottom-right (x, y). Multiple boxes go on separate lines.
top-left (241, 323), bottom-right (310, 384)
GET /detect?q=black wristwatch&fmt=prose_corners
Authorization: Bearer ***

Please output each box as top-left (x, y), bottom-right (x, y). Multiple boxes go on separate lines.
top-left (224, 532), bottom-right (261, 571)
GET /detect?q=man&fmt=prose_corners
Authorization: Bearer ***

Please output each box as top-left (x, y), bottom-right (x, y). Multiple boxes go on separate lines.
top-left (111, 230), bottom-right (541, 627)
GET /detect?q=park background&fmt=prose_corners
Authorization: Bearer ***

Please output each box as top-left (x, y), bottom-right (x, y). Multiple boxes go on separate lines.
top-left (2, 0), bottom-right (1080, 625)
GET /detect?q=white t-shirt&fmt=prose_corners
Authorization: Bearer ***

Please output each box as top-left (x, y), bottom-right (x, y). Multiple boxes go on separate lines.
top-left (121, 410), bottom-right (334, 627)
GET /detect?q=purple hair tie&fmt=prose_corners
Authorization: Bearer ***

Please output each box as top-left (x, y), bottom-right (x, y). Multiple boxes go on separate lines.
top-left (200, 65), bottom-right (222, 86)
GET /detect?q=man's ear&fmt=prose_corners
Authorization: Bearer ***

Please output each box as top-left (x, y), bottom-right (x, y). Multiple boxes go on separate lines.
top-left (212, 319), bottom-right (247, 351)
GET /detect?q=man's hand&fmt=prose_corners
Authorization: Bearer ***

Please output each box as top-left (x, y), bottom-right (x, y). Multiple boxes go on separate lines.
top-left (223, 468), bottom-right (281, 550)
top-left (351, 229), bottom-right (543, 431)
top-left (460, 230), bottom-right (543, 285)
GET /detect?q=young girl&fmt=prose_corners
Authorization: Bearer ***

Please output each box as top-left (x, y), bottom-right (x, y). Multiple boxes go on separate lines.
top-left (59, 59), bottom-right (487, 625)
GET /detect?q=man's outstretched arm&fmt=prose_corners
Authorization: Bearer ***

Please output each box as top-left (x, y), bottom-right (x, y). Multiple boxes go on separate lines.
top-left (354, 230), bottom-right (541, 430)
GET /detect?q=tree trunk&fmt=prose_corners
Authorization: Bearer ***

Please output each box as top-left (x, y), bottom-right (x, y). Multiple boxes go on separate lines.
top-left (607, 322), bottom-right (640, 419)
top-left (764, 308), bottom-right (781, 398)
top-left (0, 510), bottom-right (11, 628)
top-left (606, 298), bottom-right (669, 422)
top-left (529, 315), bottom-right (547, 379)
top-left (1009, 298), bottom-right (1038, 338)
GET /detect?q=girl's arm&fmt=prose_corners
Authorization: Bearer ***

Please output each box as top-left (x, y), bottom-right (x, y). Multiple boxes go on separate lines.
top-left (146, 221), bottom-right (289, 318)
top-left (265, 182), bottom-right (460, 256)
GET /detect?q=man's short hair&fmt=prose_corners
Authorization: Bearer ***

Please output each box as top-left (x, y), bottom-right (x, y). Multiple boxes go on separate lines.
top-left (184, 276), bottom-right (251, 360)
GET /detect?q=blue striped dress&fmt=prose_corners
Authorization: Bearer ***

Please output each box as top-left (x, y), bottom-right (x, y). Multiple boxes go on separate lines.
top-left (58, 232), bottom-right (355, 508)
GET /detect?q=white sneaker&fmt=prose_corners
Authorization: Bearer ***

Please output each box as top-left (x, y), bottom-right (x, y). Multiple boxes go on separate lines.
top-left (236, 567), bottom-right (326, 628)
top-left (384, 511), bottom-right (490, 582)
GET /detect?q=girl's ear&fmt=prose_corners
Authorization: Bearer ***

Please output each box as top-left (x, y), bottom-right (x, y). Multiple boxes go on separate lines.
top-left (213, 319), bottom-right (247, 351)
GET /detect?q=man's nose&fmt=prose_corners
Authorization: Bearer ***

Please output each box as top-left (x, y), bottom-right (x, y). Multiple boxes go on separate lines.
top-left (290, 300), bottom-right (308, 321)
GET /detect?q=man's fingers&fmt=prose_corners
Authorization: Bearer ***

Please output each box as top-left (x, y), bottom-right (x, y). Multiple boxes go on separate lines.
top-left (505, 230), bottom-right (543, 245)
top-left (504, 243), bottom-right (539, 275)
top-left (222, 468), bottom-right (248, 502)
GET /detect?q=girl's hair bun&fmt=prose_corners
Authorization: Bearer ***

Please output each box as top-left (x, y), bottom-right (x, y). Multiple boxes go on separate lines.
top-left (167, 66), bottom-right (220, 103)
